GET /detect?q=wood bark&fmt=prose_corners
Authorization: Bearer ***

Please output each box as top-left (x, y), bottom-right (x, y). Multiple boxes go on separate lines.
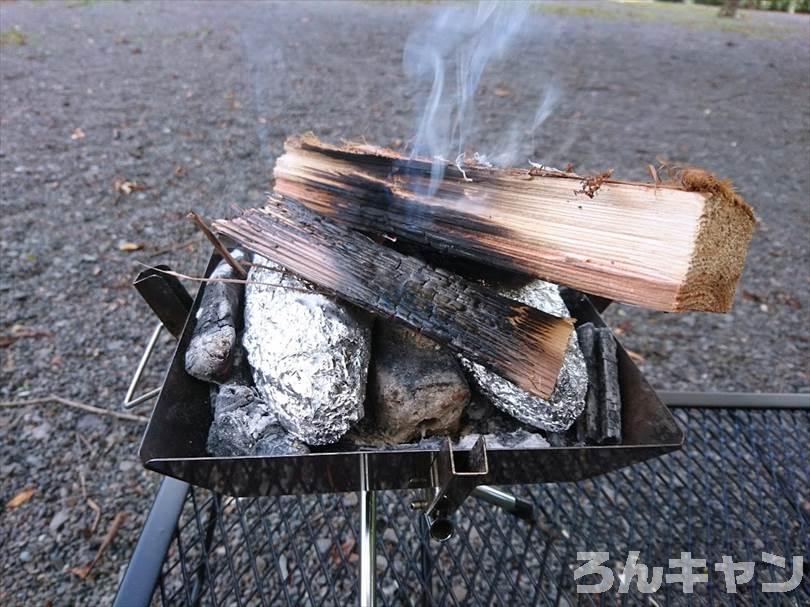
top-left (273, 135), bottom-right (755, 313)
top-left (213, 195), bottom-right (573, 400)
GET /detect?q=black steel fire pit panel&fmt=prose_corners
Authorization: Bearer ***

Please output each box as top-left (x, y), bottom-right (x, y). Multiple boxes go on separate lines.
top-left (139, 255), bottom-right (683, 496)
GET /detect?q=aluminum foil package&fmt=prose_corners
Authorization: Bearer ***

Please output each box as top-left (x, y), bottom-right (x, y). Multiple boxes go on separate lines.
top-left (460, 280), bottom-right (587, 432)
top-left (243, 256), bottom-right (372, 445)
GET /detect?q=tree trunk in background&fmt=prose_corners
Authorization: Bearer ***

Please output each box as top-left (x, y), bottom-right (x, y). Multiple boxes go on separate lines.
top-left (719, 0), bottom-right (740, 17)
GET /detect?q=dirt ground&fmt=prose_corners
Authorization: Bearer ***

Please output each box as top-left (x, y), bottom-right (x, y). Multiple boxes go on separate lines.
top-left (1, 1), bottom-right (808, 604)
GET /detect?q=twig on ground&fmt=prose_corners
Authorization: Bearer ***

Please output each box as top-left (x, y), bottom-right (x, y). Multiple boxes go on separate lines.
top-left (187, 210), bottom-right (247, 278)
top-left (77, 468), bottom-right (102, 535)
top-left (87, 498), bottom-right (102, 535)
top-left (78, 468), bottom-right (88, 501)
top-left (70, 511), bottom-right (128, 579)
top-left (0, 325), bottom-right (54, 348)
top-left (0, 394), bottom-right (148, 423)
top-left (76, 431), bottom-right (97, 456)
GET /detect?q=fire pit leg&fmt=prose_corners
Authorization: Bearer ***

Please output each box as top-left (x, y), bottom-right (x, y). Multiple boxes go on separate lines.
top-left (471, 486), bottom-right (534, 522)
top-left (359, 454), bottom-right (377, 607)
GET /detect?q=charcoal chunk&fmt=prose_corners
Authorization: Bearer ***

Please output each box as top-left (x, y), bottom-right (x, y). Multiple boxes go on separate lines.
top-left (185, 251), bottom-right (247, 383)
top-left (206, 385), bottom-right (276, 456)
top-left (207, 384), bottom-right (306, 457)
top-left (455, 430), bottom-right (550, 450)
top-left (575, 323), bottom-right (622, 445)
top-left (598, 327), bottom-right (622, 444)
top-left (575, 323), bottom-right (602, 443)
top-left (254, 426), bottom-right (310, 457)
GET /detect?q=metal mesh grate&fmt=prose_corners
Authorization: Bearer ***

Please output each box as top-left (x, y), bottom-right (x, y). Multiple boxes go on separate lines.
top-left (149, 408), bottom-right (809, 606)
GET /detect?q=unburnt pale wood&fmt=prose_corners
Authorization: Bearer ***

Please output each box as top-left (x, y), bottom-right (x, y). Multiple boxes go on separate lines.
top-left (273, 135), bottom-right (755, 312)
top-left (213, 195), bottom-right (573, 400)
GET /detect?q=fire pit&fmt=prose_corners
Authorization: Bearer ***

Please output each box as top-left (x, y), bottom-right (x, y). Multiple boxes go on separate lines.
top-left (137, 252), bottom-right (683, 498)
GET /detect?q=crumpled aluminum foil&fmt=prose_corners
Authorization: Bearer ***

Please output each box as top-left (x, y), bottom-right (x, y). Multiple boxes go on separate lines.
top-left (242, 256), bottom-right (372, 445)
top-left (460, 280), bottom-right (587, 433)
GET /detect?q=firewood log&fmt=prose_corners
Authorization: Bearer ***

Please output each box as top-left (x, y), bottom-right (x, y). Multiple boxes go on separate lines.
top-left (273, 135), bottom-right (755, 313)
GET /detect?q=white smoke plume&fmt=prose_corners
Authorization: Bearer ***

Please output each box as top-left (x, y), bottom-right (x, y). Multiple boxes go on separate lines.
top-left (403, 1), bottom-right (559, 193)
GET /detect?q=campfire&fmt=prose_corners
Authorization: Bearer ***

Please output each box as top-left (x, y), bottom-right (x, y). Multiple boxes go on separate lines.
top-left (137, 3), bottom-right (754, 501)
top-left (151, 133), bottom-right (755, 465)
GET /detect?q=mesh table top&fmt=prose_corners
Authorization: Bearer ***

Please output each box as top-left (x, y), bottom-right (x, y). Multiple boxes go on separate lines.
top-left (148, 407), bottom-right (809, 606)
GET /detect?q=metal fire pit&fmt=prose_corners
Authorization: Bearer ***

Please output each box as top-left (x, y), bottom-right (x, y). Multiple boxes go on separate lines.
top-left (138, 254), bottom-right (683, 497)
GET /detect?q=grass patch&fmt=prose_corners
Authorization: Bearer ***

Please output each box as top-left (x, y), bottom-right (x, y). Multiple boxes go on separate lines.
top-left (0, 28), bottom-right (27, 47)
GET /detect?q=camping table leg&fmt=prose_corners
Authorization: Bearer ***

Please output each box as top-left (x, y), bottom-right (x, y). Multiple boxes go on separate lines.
top-left (113, 478), bottom-right (189, 607)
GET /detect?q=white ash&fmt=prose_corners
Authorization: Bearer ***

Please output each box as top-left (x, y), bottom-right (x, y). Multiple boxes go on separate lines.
top-left (243, 255), bottom-right (372, 446)
top-left (375, 429), bottom-right (550, 451)
top-left (185, 250), bottom-right (247, 383)
top-left (460, 279), bottom-right (587, 433)
top-left (206, 385), bottom-right (276, 456)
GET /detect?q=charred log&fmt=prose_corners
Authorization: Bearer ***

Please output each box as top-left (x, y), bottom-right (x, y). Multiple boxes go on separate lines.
top-left (213, 195), bottom-right (574, 400)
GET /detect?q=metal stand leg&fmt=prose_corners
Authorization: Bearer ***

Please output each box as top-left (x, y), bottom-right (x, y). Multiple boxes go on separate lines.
top-left (122, 322), bottom-right (164, 409)
top-left (359, 454), bottom-right (376, 607)
top-left (471, 486), bottom-right (534, 522)
top-left (418, 514), bottom-right (432, 607)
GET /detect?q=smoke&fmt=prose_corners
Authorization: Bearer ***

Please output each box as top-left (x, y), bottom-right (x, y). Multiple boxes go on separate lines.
top-left (403, 1), bottom-right (559, 193)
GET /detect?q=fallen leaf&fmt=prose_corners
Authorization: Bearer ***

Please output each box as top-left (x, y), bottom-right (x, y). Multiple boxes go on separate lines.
top-left (493, 86), bottom-right (512, 97)
top-left (329, 536), bottom-right (357, 565)
top-left (117, 241), bottom-right (143, 252)
top-left (613, 320), bottom-right (632, 337)
top-left (173, 165), bottom-right (187, 178)
top-left (6, 487), bottom-right (36, 509)
top-left (340, 537), bottom-right (356, 558)
top-left (70, 127), bottom-right (85, 140)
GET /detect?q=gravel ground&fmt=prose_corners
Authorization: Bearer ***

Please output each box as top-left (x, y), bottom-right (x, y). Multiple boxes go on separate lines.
top-left (0, 1), bottom-right (808, 605)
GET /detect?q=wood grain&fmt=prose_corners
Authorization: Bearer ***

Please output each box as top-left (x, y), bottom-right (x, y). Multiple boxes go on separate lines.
top-left (273, 135), bottom-right (755, 312)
